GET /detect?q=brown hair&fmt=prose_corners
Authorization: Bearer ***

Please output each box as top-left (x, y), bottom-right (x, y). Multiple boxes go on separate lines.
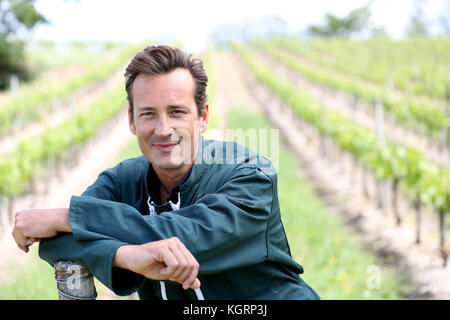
top-left (124, 45), bottom-right (208, 118)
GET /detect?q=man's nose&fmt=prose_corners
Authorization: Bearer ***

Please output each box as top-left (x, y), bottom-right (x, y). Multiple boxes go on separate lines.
top-left (154, 115), bottom-right (174, 137)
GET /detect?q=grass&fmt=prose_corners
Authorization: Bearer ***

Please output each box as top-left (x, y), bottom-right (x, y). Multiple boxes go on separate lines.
top-left (226, 108), bottom-right (410, 299)
top-left (0, 246), bottom-right (57, 300)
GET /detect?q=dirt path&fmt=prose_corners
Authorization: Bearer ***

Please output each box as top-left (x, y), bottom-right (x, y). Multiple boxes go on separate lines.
top-left (231, 50), bottom-right (450, 299)
top-left (255, 49), bottom-right (450, 168)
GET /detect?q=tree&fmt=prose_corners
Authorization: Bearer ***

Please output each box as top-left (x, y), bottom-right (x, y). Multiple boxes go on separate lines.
top-left (406, 0), bottom-right (428, 37)
top-left (307, 4), bottom-right (371, 38)
top-left (438, 1), bottom-right (450, 35)
top-left (208, 15), bottom-right (288, 49)
top-left (0, 0), bottom-right (47, 89)
top-left (406, 15), bottom-right (428, 37)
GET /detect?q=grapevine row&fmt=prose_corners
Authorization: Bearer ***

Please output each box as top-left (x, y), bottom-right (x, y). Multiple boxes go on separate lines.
top-left (253, 40), bottom-right (448, 139)
top-left (0, 45), bottom-right (140, 137)
top-left (0, 87), bottom-right (127, 198)
top-left (273, 36), bottom-right (450, 101)
top-left (233, 43), bottom-right (449, 263)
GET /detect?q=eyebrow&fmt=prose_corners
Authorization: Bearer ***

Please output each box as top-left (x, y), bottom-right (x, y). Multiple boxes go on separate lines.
top-left (137, 105), bottom-right (190, 112)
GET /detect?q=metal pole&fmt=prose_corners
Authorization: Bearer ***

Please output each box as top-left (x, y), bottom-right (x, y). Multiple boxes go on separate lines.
top-left (54, 260), bottom-right (97, 300)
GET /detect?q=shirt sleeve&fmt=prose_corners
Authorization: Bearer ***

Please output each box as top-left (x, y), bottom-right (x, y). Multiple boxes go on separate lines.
top-left (38, 164), bottom-right (147, 297)
top-left (68, 165), bottom-right (275, 275)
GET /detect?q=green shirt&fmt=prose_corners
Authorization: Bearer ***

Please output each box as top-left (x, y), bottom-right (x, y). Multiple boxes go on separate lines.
top-left (39, 135), bottom-right (320, 300)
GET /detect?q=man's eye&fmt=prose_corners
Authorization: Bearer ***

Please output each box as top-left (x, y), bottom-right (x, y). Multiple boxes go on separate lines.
top-left (171, 110), bottom-right (185, 115)
top-left (142, 112), bottom-right (155, 117)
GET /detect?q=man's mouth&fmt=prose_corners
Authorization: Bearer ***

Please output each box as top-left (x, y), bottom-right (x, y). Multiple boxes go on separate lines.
top-left (152, 140), bottom-right (181, 152)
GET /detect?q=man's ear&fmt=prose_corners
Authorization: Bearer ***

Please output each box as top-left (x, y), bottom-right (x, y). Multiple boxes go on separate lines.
top-left (128, 107), bottom-right (136, 135)
top-left (199, 103), bottom-right (209, 133)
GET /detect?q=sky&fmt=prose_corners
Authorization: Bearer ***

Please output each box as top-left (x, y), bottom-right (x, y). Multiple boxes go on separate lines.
top-left (29, 0), bottom-right (449, 53)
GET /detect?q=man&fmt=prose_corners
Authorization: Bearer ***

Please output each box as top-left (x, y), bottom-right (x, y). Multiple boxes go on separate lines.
top-left (12, 45), bottom-right (320, 300)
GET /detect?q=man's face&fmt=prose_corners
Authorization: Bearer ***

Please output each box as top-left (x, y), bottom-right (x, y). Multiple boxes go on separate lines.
top-left (129, 68), bottom-right (209, 171)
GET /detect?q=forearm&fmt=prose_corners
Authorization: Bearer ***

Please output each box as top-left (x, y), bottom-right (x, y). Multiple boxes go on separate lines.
top-left (69, 192), bottom-right (271, 274)
top-left (50, 208), bottom-right (72, 233)
top-left (12, 207), bottom-right (72, 252)
top-left (112, 244), bottom-right (134, 269)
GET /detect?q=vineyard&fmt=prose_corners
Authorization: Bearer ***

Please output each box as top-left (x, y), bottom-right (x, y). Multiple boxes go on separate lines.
top-left (0, 35), bottom-right (449, 299)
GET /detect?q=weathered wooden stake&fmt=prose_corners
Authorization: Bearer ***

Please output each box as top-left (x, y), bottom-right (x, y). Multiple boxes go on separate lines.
top-left (362, 166), bottom-right (370, 199)
top-left (438, 210), bottom-right (448, 268)
top-left (391, 177), bottom-right (401, 225)
top-left (54, 260), bottom-right (97, 300)
top-left (414, 197), bottom-right (422, 244)
top-left (9, 74), bottom-right (20, 94)
top-left (445, 86), bottom-right (450, 150)
top-left (375, 178), bottom-right (383, 210)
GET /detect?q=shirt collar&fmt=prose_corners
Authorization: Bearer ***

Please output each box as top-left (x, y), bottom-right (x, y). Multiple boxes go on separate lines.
top-left (147, 162), bottom-right (192, 205)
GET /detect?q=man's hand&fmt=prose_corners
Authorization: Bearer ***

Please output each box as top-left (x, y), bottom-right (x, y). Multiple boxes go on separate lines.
top-left (113, 237), bottom-right (201, 290)
top-left (12, 208), bottom-right (71, 253)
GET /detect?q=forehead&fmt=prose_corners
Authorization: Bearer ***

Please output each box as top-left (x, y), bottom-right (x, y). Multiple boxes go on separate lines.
top-left (132, 68), bottom-right (195, 106)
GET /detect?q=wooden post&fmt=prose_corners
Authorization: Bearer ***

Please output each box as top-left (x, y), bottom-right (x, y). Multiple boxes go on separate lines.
top-left (9, 74), bottom-right (20, 94)
top-left (439, 210), bottom-right (448, 267)
top-left (414, 197), bottom-right (422, 244)
top-left (385, 76), bottom-right (394, 95)
top-left (362, 166), bottom-right (370, 199)
top-left (374, 100), bottom-right (391, 213)
top-left (391, 177), bottom-right (401, 225)
top-left (54, 260), bottom-right (97, 300)
top-left (375, 177), bottom-right (383, 210)
top-left (445, 86), bottom-right (450, 151)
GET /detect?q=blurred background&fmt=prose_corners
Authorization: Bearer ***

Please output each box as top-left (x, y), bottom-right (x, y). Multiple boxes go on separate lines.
top-left (0, 0), bottom-right (449, 300)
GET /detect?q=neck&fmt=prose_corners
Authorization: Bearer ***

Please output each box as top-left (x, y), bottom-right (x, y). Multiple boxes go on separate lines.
top-left (154, 162), bottom-right (193, 195)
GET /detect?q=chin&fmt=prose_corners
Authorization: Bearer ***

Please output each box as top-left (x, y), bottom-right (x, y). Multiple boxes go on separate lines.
top-left (154, 161), bottom-right (185, 171)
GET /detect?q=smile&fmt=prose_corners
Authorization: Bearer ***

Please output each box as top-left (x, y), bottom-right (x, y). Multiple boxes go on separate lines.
top-left (152, 140), bottom-right (180, 152)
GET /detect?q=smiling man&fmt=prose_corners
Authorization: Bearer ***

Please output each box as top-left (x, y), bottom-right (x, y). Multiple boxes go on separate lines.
top-left (12, 45), bottom-right (319, 300)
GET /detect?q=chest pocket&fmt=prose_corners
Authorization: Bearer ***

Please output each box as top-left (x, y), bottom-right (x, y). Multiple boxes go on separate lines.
top-left (147, 193), bottom-right (205, 300)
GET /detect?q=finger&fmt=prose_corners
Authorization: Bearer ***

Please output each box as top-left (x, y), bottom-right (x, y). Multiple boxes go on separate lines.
top-left (177, 244), bottom-right (199, 290)
top-left (190, 278), bottom-right (201, 290)
top-left (23, 237), bottom-right (35, 246)
top-left (183, 272), bottom-right (201, 290)
top-left (12, 228), bottom-right (29, 250)
top-left (167, 243), bottom-right (190, 282)
top-left (159, 247), bottom-right (179, 277)
top-left (18, 244), bottom-right (29, 253)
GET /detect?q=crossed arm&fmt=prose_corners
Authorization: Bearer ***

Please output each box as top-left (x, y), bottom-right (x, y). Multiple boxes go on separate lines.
top-left (11, 208), bottom-right (201, 290)
top-left (12, 164), bottom-right (274, 294)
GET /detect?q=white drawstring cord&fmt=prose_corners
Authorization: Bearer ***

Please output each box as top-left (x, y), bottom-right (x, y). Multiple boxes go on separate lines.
top-left (169, 192), bottom-right (181, 211)
top-left (147, 192), bottom-right (204, 300)
top-left (147, 196), bottom-right (157, 215)
top-left (195, 288), bottom-right (205, 300)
